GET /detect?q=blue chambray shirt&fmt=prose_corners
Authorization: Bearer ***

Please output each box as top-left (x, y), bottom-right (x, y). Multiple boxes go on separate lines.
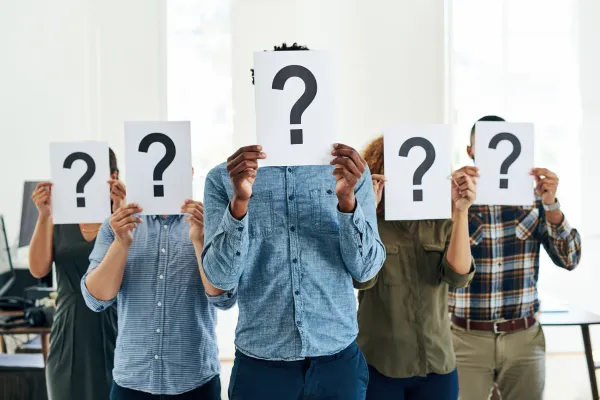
top-left (202, 164), bottom-right (385, 361)
top-left (81, 215), bottom-right (237, 395)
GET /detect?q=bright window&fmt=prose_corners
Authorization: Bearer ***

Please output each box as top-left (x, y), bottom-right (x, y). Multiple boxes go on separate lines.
top-left (166, 0), bottom-right (237, 359)
top-left (448, 0), bottom-right (582, 298)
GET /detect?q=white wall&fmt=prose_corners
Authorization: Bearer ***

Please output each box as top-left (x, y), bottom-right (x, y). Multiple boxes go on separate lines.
top-left (0, 0), bottom-right (166, 243)
top-left (231, 0), bottom-right (446, 151)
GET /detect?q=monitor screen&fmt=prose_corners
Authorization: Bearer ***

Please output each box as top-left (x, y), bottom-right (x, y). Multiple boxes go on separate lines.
top-left (0, 216), bottom-right (15, 296)
top-left (19, 181), bottom-right (41, 248)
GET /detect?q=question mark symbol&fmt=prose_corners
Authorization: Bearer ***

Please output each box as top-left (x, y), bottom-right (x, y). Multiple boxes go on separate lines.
top-left (272, 65), bottom-right (318, 145)
top-left (63, 152), bottom-right (96, 208)
top-left (138, 133), bottom-right (177, 197)
top-left (488, 132), bottom-right (521, 189)
top-left (399, 137), bottom-right (436, 202)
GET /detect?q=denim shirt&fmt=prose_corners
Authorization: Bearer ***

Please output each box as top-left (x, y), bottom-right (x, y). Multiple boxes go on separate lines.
top-left (202, 164), bottom-right (385, 361)
top-left (81, 215), bottom-right (237, 395)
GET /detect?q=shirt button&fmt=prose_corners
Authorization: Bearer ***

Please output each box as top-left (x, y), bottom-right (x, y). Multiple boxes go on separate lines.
top-left (290, 226), bottom-right (296, 232)
top-left (326, 189), bottom-right (333, 194)
top-left (157, 302), bottom-right (162, 307)
top-left (287, 167), bottom-right (292, 173)
top-left (154, 355), bottom-right (159, 360)
top-left (163, 225), bottom-right (168, 230)
top-left (161, 248), bottom-right (166, 253)
top-left (292, 258), bottom-right (298, 263)
top-left (236, 251), bottom-right (241, 256)
top-left (288, 195), bottom-right (295, 201)
top-left (354, 220), bottom-right (359, 224)
top-left (296, 320), bottom-right (302, 327)
top-left (156, 328), bottom-right (161, 333)
top-left (237, 227), bottom-right (244, 232)
top-left (159, 275), bottom-right (164, 280)
top-left (294, 290), bottom-right (300, 295)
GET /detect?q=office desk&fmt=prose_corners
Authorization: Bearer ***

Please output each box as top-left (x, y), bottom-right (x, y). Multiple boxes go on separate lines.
top-left (0, 311), bottom-right (50, 365)
top-left (540, 307), bottom-right (600, 400)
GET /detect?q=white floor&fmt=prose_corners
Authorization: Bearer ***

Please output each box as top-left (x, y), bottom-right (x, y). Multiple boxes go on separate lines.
top-left (218, 355), bottom-right (598, 400)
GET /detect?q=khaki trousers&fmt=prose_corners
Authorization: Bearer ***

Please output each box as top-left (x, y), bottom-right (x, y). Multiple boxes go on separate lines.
top-left (451, 321), bottom-right (546, 400)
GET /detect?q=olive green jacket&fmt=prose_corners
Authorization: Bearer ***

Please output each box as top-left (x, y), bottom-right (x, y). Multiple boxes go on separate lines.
top-left (355, 217), bottom-right (475, 378)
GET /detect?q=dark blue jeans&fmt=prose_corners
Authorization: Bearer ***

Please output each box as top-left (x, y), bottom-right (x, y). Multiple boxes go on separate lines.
top-left (110, 376), bottom-right (221, 400)
top-left (367, 365), bottom-right (458, 400)
top-left (228, 341), bottom-right (369, 399)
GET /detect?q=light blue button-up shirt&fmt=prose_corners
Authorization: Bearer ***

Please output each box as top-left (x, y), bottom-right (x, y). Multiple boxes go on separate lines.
top-left (202, 164), bottom-right (385, 361)
top-left (81, 215), bottom-right (236, 395)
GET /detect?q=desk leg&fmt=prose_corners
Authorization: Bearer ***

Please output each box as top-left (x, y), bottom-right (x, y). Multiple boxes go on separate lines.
top-left (41, 333), bottom-right (50, 366)
top-left (581, 325), bottom-right (599, 400)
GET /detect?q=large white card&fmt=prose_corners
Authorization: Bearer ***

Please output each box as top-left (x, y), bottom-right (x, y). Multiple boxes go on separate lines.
top-left (384, 125), bottom-right (452, 220)
top-left (124, 121), bottom-right (193, 215)
top-left (50, 141), bottom-right (110, 224)
top-left (474, 122), bottom-right (534, 205)
top-left (254, 50), bottom-right (335, 166)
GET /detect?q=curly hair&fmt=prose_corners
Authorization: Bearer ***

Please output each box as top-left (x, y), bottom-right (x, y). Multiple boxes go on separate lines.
top-left (362, 136), bottom-right (384, 176)
top-left (251, 42), bottom-right (310, 84)
top-left (362, 136), bottom-right (385, 213)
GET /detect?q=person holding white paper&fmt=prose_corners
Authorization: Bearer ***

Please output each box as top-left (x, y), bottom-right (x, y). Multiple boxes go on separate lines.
top-left (81, 189), bottom-right (232, 398)
top-left (354, 136), bottom-right (476, 400)
top-left (29, 148), bottom-right (124, 400)
top-left (450, 115), bottom-right (582, 400)
top-left (202, 43), bottom-right (385, 400)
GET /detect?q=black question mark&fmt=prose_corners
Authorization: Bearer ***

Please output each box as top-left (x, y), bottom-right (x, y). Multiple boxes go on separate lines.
top-left (138, 133), bottom-right (177, 197)
top-left (399, 137), bottom-right (436, 202)
top-left (272, 65), bottom-right (318, 145)
top-left (63, 152), bottom-right (96, 208)
top-left (488, 132), bottom-right (521, 189)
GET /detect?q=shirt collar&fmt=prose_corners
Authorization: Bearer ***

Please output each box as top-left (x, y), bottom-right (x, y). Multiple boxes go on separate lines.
top-left (150, 214), bottom-right (185, 221)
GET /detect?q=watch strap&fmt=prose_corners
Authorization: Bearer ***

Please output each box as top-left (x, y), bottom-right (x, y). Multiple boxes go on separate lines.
top-left (543, 199), bottom-right (561, 212)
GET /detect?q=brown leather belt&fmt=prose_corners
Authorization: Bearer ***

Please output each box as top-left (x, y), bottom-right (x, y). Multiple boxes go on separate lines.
top-left (451, 314), bottom-right (536, 334)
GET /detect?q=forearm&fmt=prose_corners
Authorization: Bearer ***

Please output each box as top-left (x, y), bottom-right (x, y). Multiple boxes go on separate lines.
top-left (193, 240), bottom-right (226, 296)
top-left (85, 241), bottom-right (129, 301)
top-left (446, 210), bottom-right (472, 275)
top-left (28, 217), bottom-right (53, 278)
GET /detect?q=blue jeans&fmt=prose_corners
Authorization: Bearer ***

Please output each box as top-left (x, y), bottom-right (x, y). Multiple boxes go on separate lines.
top-left (110, 376), bottom-right (221, 400)
top-left (229, 341), bottom-right (369, 399)
top-left (366, 365), bottom-right (458, 400)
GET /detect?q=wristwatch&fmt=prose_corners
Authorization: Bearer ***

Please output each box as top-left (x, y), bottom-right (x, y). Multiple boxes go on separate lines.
top-left (543, 198), bottom-right (561, 212)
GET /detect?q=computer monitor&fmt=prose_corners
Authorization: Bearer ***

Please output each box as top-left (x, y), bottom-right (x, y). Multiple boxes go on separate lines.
top-left (0, 215), bottom-right (16, 297)
top-left (19, 181), bottom-right (41, 248)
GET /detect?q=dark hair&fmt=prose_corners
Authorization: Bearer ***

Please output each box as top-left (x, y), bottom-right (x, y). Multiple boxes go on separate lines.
top-left (251, 42), bottom-right (310, 84)
top-left (470, 115), bottom-right (505, 143)
top-left (109, 147), bottom-right (119, 175)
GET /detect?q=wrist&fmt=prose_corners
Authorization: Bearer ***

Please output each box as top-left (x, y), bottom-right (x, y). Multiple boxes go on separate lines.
top-left (192, 237), bottom-right (205, 248)
top-left (338, 194), bottom-right (356, 213)
top-left (453, 208), bottom-right (469, 220)
top-left (37, 214), bottom-right (51, 224)
top-left (230, 197), bottom-right (249, 220)
top-left (542, 197), bottom-right (557, 206)
top-left (114, 237), bottom-right (132, 249)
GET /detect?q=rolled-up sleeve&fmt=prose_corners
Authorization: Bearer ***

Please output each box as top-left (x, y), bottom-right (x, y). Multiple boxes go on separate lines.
top-left (81, 220), bottom-right (117, 312)
top-left (441, 254), bottom-right (475, 288)
top-left (541, 207), bottom-right (581, 271)
top-left (338, 168), bottom-right (386, 282)
top-left (201, 167), bottom-right (250, 291)
top-left (206, 287), bottom-right (238, 310)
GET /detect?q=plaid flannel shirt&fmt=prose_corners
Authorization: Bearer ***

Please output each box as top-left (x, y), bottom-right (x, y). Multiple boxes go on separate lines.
top-left (448, 196), bottom-right (581, 321)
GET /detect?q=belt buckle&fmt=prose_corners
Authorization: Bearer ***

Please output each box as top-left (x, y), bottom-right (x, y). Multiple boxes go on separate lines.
top-left (493, 321), bottom-right (500, 334)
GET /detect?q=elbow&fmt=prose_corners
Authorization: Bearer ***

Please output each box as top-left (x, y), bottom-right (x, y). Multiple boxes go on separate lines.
top-left (28, 263), bottom-right (51, 279)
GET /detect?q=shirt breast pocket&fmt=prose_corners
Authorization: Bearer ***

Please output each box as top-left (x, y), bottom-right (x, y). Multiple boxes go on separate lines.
top-left (469, 214), bottom-right (485, 246)
top-left (515, 207), bottom-right (539, 241)
top-left (248, 191), bottom-right (275, 238)
top-left (382, 245), bottom-right (403, 286)
top-left (422, 243), bottom-right (445, 285)
top-left (309, 186), bottom-right (339, 235)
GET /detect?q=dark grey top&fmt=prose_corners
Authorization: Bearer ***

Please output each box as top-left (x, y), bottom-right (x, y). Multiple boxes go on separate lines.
top-left (46, 224), bottom-right (117, 400)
